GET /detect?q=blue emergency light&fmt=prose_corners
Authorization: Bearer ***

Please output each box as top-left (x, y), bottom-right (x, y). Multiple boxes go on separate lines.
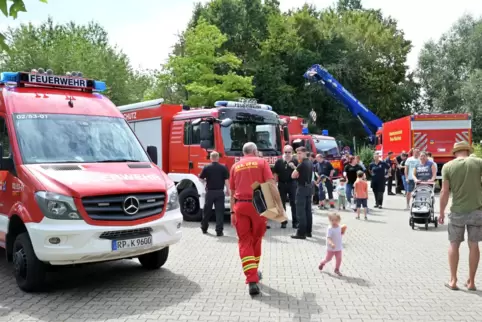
top-left (214, 100), bottom-right (273, 111)
top-left (0, 71), bottom-right (106, 92)
top-left (322, 129), bottom-right (329, 136)
top-left (302, 128), bottom-right (309, 134)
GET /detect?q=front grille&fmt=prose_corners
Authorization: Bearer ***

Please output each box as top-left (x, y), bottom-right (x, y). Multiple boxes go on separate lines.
top-left (82, 192), bottom-right (166, 221)
top-left (99, 227), bottom-right (152, 240)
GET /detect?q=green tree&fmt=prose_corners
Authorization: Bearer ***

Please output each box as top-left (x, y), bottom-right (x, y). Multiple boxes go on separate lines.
top-left (0, 18), bottom-right (149, 105)
top-left (417, 14), bottom-right (482, 138)
top-left (0, 0), bottom-right (47, 50)
top-left (159, 18), bottom-right (253, 106)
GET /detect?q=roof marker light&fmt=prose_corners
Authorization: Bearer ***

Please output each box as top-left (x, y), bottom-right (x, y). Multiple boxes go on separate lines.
top-left (214, 100), bottom-right (273, 111)
top-left (0, 71), bottom-right (106, 93)
top-left (322, 129), bottom-right (328, 136)
top-left (302, 128), bottom-right (309, 134)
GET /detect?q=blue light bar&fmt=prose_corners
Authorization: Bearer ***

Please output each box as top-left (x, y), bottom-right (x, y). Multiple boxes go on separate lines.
top-left (214, 100), bottom-right (272, 111)
top-left (322, 129), bottom-right (329, 136)
top-left (302, 128), bottom-right (309, 134)
top-left (0, 71), bottom-right (106, 92)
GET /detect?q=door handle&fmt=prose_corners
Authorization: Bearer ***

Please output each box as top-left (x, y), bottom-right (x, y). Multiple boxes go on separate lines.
top-left (189, 161), bottom-right (193, 169)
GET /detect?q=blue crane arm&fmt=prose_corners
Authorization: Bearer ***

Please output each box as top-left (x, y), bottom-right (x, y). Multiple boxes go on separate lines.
top-left (304, 64), bottom-right (383, 139)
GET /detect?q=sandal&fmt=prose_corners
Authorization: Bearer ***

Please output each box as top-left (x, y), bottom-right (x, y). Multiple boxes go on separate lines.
top-left (444, 283), bottom-right (459, 291)
top-left (465, 280), bottom-right (476, 291)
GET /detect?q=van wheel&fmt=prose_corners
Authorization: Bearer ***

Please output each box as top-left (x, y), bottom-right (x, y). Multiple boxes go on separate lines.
top-left (138, 247), bottom-right (169, 269)
top-left (13, 233), bottom-right (47, 292)
top-left (179, 188), bottom-right (202, 221)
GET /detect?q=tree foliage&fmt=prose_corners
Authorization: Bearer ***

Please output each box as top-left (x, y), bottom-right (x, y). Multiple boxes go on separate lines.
top-left (152, 18), bottom-right (254, 107)
top-left (0, 18), bottom-right (150, 105)
top-left (0, 0), bottom-right (47, 50)
top-left (417, 14), bottom-right (482, 139)
top-left (167, 0), bottom-right (419, 144)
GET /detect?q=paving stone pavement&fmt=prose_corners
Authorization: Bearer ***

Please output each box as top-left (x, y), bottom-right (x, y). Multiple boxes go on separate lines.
top-left (0, 192), bottom-right (481, 322)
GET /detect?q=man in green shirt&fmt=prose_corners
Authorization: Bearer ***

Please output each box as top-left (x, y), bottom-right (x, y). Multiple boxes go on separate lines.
top-left (440, 141), bottom-right (482, 291)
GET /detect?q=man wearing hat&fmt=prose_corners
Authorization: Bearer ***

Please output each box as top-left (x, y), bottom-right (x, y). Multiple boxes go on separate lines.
top-left (440, 141), bottom-right (482, 291)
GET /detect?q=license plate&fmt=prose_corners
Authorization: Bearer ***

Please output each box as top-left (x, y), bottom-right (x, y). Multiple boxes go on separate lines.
top-left (111, 236), bottom-right (152, 251)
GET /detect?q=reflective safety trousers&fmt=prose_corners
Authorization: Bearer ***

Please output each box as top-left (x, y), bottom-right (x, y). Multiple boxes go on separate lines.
top-left (233, 201), bottom-right (267, 284)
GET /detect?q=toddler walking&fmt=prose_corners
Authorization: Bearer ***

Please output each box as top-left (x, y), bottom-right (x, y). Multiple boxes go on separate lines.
top-left (319, 213), bottom-right (344, 276)
top-left (336, 179), bottom-right (347, 210)
top-left (353, 170), bottom-right (368, 220)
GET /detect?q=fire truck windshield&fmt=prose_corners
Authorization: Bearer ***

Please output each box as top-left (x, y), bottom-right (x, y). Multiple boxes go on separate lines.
top-left (221, 121), bottom-right (281, 155)
top-left (13, 114), bottom-right (150, 164)
top-left (313, 139), bottom-right (341, 158)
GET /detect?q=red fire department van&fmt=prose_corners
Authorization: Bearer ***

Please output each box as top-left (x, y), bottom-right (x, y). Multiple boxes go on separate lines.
top-left (375, 113), bottom-right (472, 178)
top-left (279, 115), bottom-right (343, 178)
top-left (0, 70), bottom-right (182, 292)
top-left (119, 100), bottom-right (288, 222)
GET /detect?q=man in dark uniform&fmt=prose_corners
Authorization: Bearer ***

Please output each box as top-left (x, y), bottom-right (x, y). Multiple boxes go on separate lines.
top-left (395, 151), bottom-right (407, 194)
top-left (230, 142), bottom-right (274, 296)
top-left (311, 153), bottom-right (319, 205)
top-left (385, 151), bottom-right (397, 195)
top-left (291, 147), bottom-right (313, 240)
top-left (369, 153), bottom-right (391, 208)
top-left (273, 145), bottom-right (298, 229)
top-left (199, 151), bottom-right (229, 236)
top-left (315, 154), bottom-right (335, 208)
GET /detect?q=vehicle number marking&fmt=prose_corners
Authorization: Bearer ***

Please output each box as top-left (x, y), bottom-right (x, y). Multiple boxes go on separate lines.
top-left (16, 114), bottom-right (48, 119)
top-left (111, 236), bottom-right (152, 251)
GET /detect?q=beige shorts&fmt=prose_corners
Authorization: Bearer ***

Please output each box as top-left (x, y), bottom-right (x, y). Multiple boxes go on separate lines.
top-left (448, 210), bottom-right (482, 243)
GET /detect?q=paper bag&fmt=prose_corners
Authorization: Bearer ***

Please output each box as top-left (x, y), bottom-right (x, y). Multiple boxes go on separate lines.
top-left (251, 181), bottom-right (288, 223)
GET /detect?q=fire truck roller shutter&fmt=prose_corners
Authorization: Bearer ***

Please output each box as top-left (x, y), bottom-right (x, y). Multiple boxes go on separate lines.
top-left (128, 118), bottom-right (162, 168)
top-left (168, 173), bottom-right (206, 222)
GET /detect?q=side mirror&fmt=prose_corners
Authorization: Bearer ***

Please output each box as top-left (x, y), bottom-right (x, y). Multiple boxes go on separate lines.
top-left (220, 118), bottom-right (233, 128)
top-left (283, 126), bottom-right (290, 142)
top-left (0, 144), bottom-right (14, 172)
top-left (199, 121), bottom-right (211, 141)
top-left (146, 146), bottom-right (158, 165)
top-left (200, 140), bottom-right (212, 150)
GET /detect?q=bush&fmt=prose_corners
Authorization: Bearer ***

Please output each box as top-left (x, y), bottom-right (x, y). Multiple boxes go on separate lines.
top-left (473, 144), bottom-right (482, 158)
top-left (357, 146), bottom-right (375, 170)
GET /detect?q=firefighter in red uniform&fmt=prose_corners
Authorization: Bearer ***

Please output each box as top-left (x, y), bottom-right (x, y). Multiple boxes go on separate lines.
top-left (229, 142), bottom-right (274, 296)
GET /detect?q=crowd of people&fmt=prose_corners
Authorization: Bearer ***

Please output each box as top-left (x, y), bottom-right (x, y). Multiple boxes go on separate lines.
top-left (198, 140), bottom-right (481, 294)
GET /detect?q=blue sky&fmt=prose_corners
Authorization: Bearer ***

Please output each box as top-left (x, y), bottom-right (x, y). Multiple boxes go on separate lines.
top-left (1, 0), bottom-right (482, 71)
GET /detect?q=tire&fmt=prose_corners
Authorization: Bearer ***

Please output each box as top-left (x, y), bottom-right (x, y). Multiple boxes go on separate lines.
top-left (13, 232), bottom-right (47, 292)
top-left (138, 247), bottom-right (169, 270)
top-left (434, 216), bottom-right (438, 228)
top-left (179, 188), bottom-right (202, 221)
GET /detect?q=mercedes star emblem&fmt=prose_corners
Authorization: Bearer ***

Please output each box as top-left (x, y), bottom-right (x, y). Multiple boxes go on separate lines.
top-left (123, 196), bottom-right (140, 215)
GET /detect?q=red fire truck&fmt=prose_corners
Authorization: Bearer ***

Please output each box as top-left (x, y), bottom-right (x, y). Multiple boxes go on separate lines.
top-left (375, 113), bottom-right (472, 178)
top-left (279, 115), bottom-right (343, 178)
top-left (119, 99), bottom-right (288, 221)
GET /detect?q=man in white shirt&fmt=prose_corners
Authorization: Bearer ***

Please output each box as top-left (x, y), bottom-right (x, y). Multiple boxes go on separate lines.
top-left (404, 148), bottom-right (421, 210)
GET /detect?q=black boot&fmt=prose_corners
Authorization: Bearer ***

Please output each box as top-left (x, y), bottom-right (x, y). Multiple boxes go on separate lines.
top-left (281, 221), bottom-right (287, 229)
top-left (249, 282), bottom-right (260, 295)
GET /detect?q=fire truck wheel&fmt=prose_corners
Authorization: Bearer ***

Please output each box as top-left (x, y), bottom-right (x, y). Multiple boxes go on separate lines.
top-left (138, 247), bottom-right (169, 269)
top-left (179, 188), bottom-right (202, 221)
top-left (13, 232), bottom-right (47, 292)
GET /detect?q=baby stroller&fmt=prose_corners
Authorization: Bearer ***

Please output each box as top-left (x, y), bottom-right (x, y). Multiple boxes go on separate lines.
top-left (409, 182), bottom-right (437, 230)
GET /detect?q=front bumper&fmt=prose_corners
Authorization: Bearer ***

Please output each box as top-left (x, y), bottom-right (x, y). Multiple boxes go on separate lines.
top-left (26, 210), bottom-right (183, 265)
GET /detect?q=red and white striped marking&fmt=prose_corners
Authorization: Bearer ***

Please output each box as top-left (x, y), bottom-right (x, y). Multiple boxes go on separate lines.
top-left (413, 132), bottom-right (428, 151)
top-left (455, 131), bottom-right (470, 143)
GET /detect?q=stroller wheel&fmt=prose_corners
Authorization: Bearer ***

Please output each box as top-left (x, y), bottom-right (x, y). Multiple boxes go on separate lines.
top-left (425, 219), bottom-right (429, 231)
top-left (410, 218), bottom-right (415, 230)
top-left (434, 216), bottom-right (438, 228)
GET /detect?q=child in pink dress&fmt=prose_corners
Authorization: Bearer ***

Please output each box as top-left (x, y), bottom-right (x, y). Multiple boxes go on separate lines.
top-left (318, 213), bottom-right (344, 276)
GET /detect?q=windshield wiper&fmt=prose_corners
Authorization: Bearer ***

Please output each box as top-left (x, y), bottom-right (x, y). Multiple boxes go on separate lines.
top-left (98, 159), bottom-right (142, 163)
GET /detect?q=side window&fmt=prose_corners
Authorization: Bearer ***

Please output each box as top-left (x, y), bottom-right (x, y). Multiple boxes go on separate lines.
top-left (0, 117), bottom-right (10, 157)
top-left (191, 124), bottom-right (201, 145)
top-left (305, 140), bottom-right (313, 153)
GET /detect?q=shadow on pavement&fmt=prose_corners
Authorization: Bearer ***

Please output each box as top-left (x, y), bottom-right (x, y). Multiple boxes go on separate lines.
top-left (256, 284), bottom-right (323, 321)
top-left (322, 271), bottom-right (372, 287)
top-left (0, 251), bottom-right (202, 320)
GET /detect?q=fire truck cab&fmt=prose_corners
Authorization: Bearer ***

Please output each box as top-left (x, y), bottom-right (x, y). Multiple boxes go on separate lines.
top-left (120, 99), bottom-right (285, 222)
top-left (0, 70), bottom-right (182, 292)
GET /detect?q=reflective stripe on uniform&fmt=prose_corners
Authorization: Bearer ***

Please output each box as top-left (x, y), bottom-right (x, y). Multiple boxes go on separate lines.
top-left (241, 256), bottom-right (255, 263)
top-left (243, 263), bottom-right (258, 272)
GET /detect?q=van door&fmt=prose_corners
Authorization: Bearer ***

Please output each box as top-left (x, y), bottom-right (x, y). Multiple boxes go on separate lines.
top-left (0, 114), bottom-right (21, 247)
top-left (169, 120), bottom-right (190, 174)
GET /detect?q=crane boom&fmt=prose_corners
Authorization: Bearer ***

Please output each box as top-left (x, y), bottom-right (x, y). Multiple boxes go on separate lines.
top-left (304, 64), bottom-right (383, 141)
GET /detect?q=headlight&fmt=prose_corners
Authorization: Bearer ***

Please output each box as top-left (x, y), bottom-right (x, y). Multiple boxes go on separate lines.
top-left (166, 185), bottom-right (179, 212)
top-left (35, 191), bottom-right (82, 220)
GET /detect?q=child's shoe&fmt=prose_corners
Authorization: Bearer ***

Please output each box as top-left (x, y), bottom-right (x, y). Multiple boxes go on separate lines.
top-left (318, 263), bottom-right (324, 271)
top-left (334, 269), bottom-right (342, 276)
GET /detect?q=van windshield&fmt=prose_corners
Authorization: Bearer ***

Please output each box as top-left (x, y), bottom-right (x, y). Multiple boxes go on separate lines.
top-left (313, 139), bottom-right (340, 158)
top-left (13, 114), bottom-right (150, 164)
